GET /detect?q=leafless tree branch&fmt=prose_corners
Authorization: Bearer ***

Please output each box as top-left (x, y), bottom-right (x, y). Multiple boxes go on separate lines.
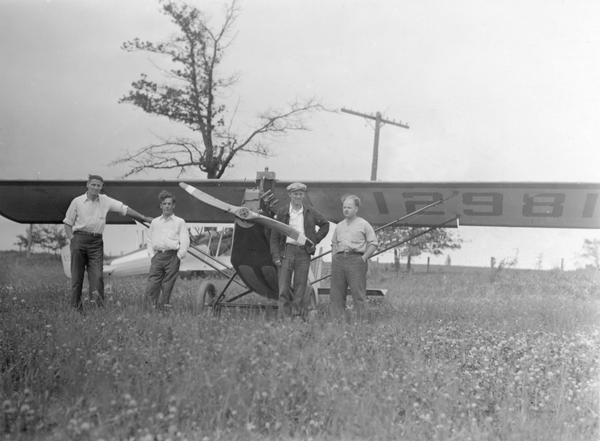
top-left (114, 1), bottom-right (321, 179)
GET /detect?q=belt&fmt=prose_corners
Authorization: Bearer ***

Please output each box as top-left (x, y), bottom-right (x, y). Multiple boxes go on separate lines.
top-left (286, 243), bottom-right (304, 247)
top-left (73, 230), bottom-right (102, 238)
top-left (336, 250), bottom-right (362, 255)
top-left (154, 249), bottom-right (178, 253)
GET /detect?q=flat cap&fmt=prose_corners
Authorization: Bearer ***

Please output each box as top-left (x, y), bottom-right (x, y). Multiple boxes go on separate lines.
top-left (286, 182), bottom-right (307, 192)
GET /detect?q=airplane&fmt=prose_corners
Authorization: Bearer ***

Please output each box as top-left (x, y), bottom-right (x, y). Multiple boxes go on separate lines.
top-left (1, 169), bottom-right (599, 314)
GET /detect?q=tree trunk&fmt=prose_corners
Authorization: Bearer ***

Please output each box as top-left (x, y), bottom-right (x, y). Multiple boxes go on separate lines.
top-left (406, 254), bottom-right (412, 273)
top-left (26, 224), bottom-right (33, 257)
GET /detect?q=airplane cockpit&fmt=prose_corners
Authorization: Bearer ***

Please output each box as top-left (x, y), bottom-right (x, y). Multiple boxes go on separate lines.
top-left (190, 225), bottom-right (234, 257)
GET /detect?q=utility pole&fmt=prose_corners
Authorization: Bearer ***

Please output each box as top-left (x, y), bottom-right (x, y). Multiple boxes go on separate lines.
top-left (341, 108), bottom-right (409, 181)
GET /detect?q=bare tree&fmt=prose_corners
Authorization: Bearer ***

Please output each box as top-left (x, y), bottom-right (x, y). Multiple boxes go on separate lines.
top-left (15, 225), bottom-right (67, 256)
top-left (112, 0), bottom-right (321, 179)
top-left (581, 238), bottom-right (600, 269)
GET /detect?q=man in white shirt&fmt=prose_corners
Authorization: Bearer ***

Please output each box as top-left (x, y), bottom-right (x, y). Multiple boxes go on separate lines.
top-left (145, 190), bottom-right (190, 310)
top-left (270, 182), bottom-right (330, 319)
top-left (330, 194), bottom-right (378, 320)
top-left (63, 174), bottom-right (152, 311)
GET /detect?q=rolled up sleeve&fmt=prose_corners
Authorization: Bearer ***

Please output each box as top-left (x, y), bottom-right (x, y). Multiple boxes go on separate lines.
top-left (105, 195), bottom-right (128, 216)
top-left (63, 200), bottom-right (77, 226)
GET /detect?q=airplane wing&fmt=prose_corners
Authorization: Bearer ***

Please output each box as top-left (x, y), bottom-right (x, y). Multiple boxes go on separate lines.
top-left (0, 180), bottom-right (598, 229)
top-left (301, 181), bottom-right (600, 229)
top-left (0, 180), bottom-right (250, 224)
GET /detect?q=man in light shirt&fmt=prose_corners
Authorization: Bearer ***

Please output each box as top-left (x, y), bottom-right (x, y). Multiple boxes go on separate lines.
top-left (270, 182), bottom-right (330, 319)
top-left (63, 174), bottom-right (152, 311)
top-left (330, 194), bottom-right (378, 321)
top-left (145, 190), bottom-right (190, 310)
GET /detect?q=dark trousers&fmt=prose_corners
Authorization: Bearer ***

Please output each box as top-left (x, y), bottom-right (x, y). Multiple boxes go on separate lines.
top-left (145, 251), bottom-right (181, 309)
top-left (329, 253), bottom-right (368, 320)
top-left (278, 244), bottom-right (311, 318)
top-left (70, 234), bottom-right (104, 310)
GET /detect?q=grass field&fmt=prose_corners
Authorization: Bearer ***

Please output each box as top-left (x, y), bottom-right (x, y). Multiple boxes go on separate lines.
top-left (1, 251), bottom-right (599, 440)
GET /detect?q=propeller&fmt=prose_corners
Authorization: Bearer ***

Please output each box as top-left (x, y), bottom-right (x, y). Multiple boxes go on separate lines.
top-left (179, 182), bottom-right (312, 246)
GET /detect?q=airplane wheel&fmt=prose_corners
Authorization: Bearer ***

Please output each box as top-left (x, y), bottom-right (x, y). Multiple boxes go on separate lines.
top-left (197, 281), bottom-right (217, 311)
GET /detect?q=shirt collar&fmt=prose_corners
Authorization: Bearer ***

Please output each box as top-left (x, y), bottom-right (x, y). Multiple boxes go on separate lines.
top-left (289, 203), bottom-right (303, 214)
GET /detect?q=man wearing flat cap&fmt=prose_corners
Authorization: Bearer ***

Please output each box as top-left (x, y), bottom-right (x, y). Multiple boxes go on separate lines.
top-left (270, 182), bottom-right (330, 319)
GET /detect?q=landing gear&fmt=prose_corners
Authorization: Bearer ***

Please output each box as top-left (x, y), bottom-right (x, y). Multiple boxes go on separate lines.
top-left (197, 280), bottom-right (216, 311)
top-left (306, 286), bottom-right (318, 320)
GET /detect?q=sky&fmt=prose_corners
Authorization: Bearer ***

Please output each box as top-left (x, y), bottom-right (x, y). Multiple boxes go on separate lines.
top-left (1, 0), bottom-right (599, 269)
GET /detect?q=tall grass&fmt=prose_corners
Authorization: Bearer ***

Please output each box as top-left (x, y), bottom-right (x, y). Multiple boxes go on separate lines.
top-left (1, 251), bottom-right (598, 440)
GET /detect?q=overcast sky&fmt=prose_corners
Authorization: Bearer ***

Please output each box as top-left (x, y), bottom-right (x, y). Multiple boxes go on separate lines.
top-left (1, 0), bottom-right (599, 269)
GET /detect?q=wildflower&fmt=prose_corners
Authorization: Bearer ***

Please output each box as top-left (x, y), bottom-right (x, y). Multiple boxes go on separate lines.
top-left (3, 400), bottom-right (12, 412)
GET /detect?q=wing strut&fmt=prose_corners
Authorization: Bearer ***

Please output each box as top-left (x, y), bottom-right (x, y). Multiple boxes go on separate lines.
top-left (374, 216), bottom-right (459, 256)
top-left (187, 245), bottom-right (247, 289)
top-left (310, 216), bottom-right (459, 286)
top-left (311, 193), bottom-right (458, 262)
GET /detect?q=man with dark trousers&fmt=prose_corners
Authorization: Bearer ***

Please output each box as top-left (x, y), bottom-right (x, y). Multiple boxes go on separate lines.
top-left (63, 174), bottom-right (151, 311)
top-left (329, 194), bottom-right (378, 321)
top-left (270, 182), bottom-right (330, 319)
top-left (145, 190), bottom-right (190, 310)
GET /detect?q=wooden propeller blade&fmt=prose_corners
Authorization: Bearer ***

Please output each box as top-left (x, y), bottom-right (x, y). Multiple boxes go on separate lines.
top-left (251, 215), bottom-right (311, 245)
top-left (179, 182), bottom-right (310, 245)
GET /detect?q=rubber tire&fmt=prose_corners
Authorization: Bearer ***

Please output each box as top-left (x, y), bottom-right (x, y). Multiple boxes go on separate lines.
top-left (197, 281), bottom-right (216, 311)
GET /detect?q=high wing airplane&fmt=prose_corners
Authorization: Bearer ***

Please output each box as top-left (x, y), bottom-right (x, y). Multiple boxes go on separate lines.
top-left (1, 170), bottom-right (599, 313)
